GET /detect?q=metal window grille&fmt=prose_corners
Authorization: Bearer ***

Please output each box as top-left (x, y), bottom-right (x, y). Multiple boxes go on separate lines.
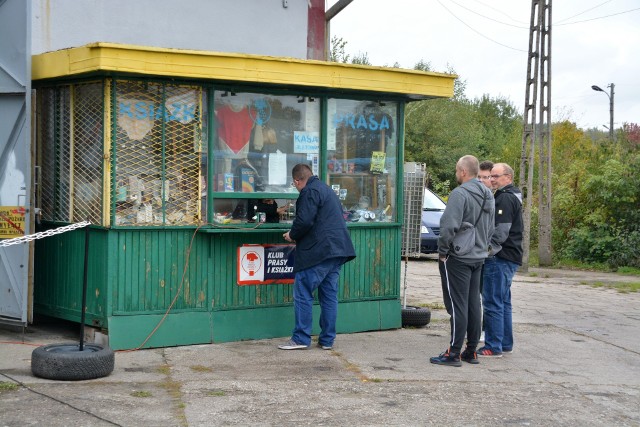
top-left (113, 80), bottom-right (204, 226)
top-left (55, 86), bottom-right (72, 222)
top-left (72, 82), bottom-right (103, 223)
top-left (38, 83), bottom-right (103, 224)
top-left (401, 162), bottom-right (426, 257)
top-left (38, 85), bottom-right (73, 222)
top-left (38, 87), bottom-right (56, 222)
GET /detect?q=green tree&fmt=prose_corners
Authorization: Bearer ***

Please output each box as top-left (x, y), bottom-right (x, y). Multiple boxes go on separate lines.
top-left (327, 37), bottom-right (640, 268)
top-left (329, 36), bottom-right (371, 65)
top-left (405, 93), bottom-right (521, 191)
top-left (329, 36), bottom-right (350, 63)
top-left (552, 121), bottom-right (640, 267)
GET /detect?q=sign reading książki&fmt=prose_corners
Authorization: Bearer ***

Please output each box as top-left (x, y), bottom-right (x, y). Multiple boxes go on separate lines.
top-left (237, 244), bottom-right (296, 285)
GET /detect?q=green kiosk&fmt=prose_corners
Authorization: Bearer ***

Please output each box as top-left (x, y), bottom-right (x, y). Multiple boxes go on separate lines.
top-left (32, 43), bottom-right (455, 350)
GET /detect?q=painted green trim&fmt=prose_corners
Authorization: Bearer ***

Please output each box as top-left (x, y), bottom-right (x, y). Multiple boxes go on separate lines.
top-left (105, 299), bottom-right (400, 350)
top-left (161, 85), bottom-right (167, 224)
top-left (207, 87), bottom-right (215, 223)
top-left (320, 97), bottom-right (328, 181)
top-left (108, 311), bottom-right (213, 350)
top-left (110, 78), bottom-right (118, 226)
top-left (105, 230), bottom-right (116, 321)
top-left (397, 101), bottom-right (406, 223)
top-left (212, 192), bottom-right (299, 199)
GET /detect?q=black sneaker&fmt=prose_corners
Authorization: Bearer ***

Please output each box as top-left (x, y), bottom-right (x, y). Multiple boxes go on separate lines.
top-left (430, 348), bottom-right (462, 367)
top-left (461, 348), bottom-right (479, 364)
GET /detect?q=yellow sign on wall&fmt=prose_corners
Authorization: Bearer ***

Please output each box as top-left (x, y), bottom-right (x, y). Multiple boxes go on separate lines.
top-left (0, 206), bottom-right (26, 238)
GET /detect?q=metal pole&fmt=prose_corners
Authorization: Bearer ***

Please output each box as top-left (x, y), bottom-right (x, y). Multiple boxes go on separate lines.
top-left (609, 83), bottom-right (615, 142)
top-left (79, 223), bottom-right (90, 351)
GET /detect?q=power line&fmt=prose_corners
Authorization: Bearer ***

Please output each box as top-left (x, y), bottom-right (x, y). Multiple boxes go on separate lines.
top-left (448, 0), bottom-right (530, 29)
top-left (468, 0), bottom-right (530, 25)
top-left (554, 0), bottom-right (614, 24)
top-left (556, 6), bottom-right (640, 26)
top-left (436, 0), bottom-right (527, 52)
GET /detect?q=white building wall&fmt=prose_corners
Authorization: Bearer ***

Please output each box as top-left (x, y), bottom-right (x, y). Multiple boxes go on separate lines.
top-left (32, 0), bottom-right (309, 58)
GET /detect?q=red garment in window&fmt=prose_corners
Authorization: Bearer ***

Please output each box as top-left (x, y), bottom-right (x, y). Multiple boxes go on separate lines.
top-left (216, 105), bottom-right (254, 154)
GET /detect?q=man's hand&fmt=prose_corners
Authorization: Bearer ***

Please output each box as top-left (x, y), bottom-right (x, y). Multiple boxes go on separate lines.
top-left (283, 231), bottom-right (294, 243)
top-left (439, 255), bottom-right (447, 262)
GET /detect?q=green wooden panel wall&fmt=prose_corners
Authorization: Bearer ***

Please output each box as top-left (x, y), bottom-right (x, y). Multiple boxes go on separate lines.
top-left (34, 227), bottom-right (109, 327)
top-left (342, 226), bottom-right (401, 300)
top-left (208, 226), bottom-right (401, 310)
top-left (112, 229), bottom-right (209, 314)
top-left (209, 231), bottom-right (295, 310)
top-left (34, 226), bottom-right (401, 330)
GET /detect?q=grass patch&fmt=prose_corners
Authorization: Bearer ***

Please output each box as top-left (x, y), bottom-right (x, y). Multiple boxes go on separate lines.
top-left (587, 281), bottom-right (640, 293)
top-left (413, 302), bottom-right (445, 310)
top-left (0, 382), bottom-right (19, 391)
top-left (131, 390), bottom-right (153, 398)
top-left (553, 258), bottom-right (612, 272)
top-left (207, 390), bottom-right (226, 397)
top-left (189, 365), bottom-right (212, 373)
top-left (617, 266), bottom-right (640, 276)
top-left (157, 364), bottom-right (171, 375)
top-left (539, 257), bottom-right (639, 278)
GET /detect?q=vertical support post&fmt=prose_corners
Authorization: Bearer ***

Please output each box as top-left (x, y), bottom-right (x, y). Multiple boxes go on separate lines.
top-left (519, 0), bottom-right (542, 273)
top-left (609, 83), bottom-right (615, 142)
top-left (537, 0), bottom-right (553, 266)
top-left (79, 222), bottom-right (90, 351)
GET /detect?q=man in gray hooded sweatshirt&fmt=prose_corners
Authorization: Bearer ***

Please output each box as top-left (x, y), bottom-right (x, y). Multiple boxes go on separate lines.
top-left (430, 155), bottom-right (495, 367)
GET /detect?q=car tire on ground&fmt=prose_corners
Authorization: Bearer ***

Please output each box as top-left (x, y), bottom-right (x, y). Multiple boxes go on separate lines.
top-left (401, 306), bottom-right (431, 327)
top-left (31, 343), bottom-right (115, 381)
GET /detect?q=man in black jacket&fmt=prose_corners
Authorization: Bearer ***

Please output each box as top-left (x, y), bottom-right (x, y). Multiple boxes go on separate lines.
top-left (279, 164), bottom-right (356, 350)
top-left (478, 162), bottom-right (523, 357)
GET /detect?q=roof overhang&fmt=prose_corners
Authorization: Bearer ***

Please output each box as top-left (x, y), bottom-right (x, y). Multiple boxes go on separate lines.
top-left (32, 43), bottom-right (455, 101)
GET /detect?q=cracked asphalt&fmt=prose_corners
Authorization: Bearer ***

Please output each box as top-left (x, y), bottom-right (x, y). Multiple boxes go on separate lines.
top-left (1, 258), bottom-right (639, 426)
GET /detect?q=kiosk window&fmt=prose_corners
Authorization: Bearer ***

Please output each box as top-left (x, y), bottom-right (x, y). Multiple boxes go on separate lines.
top-left (113, 80), bottom-right (206, 226)
top-left (327, 99), bottom-right (398, 222)
top-left (212, 91), bottom-right (320, 194)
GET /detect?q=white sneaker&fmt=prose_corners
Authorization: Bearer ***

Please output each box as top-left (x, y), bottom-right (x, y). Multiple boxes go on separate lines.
top-left (278, 339), bottom-right (309, 350)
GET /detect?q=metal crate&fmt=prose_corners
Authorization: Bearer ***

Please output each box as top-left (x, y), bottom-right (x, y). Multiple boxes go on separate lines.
top-left (401, 162), bottom-right (426, 257)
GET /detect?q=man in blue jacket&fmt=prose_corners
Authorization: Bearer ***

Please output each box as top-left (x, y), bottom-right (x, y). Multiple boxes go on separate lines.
top-left (279, 164), bottom-right (356, 350)
top-left (431, 155), bottom-right (495, 366)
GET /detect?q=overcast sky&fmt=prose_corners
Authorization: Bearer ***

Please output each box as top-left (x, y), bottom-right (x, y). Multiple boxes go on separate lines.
top-left (329, 0), bottom-right (639, 131)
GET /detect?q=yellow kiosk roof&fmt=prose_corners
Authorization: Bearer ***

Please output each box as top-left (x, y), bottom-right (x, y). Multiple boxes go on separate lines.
top-left (32, 43), bottom-right (455, 100)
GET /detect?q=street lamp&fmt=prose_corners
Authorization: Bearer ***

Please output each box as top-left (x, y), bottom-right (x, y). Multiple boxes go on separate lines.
top-left (591, 83), bottom-right (615, 141)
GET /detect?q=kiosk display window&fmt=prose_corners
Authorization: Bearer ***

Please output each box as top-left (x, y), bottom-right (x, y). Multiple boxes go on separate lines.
top-left (212, 91), bottom-right (320, 194)
top-left (113, 80), bottom-right (207, 226)
top-left (211, 91), bottom-right (320, 224)
top-left (327, 99), bottom-right (398, 222)
top-left (36, 80), bottom-right (400, 228)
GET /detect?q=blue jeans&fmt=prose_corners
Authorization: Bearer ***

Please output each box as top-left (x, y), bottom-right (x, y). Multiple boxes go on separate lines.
top-left (482, 256), bottom-right (519, 352)
top-left (291, 257), bottom-right (345, 347)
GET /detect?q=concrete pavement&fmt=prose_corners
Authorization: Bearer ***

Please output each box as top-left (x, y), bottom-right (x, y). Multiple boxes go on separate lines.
top-left (1, 258), bottom-right (639, 426)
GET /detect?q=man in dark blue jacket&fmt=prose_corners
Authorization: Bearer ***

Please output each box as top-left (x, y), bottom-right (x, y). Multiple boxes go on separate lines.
top-left (279, 164), bottom-right (356, 350)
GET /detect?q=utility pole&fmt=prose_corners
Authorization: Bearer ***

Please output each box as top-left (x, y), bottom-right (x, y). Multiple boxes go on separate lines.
top-left (591, 83), bottom-right (615, 141)
top-left (519, 0), bottom-right (553, 271)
